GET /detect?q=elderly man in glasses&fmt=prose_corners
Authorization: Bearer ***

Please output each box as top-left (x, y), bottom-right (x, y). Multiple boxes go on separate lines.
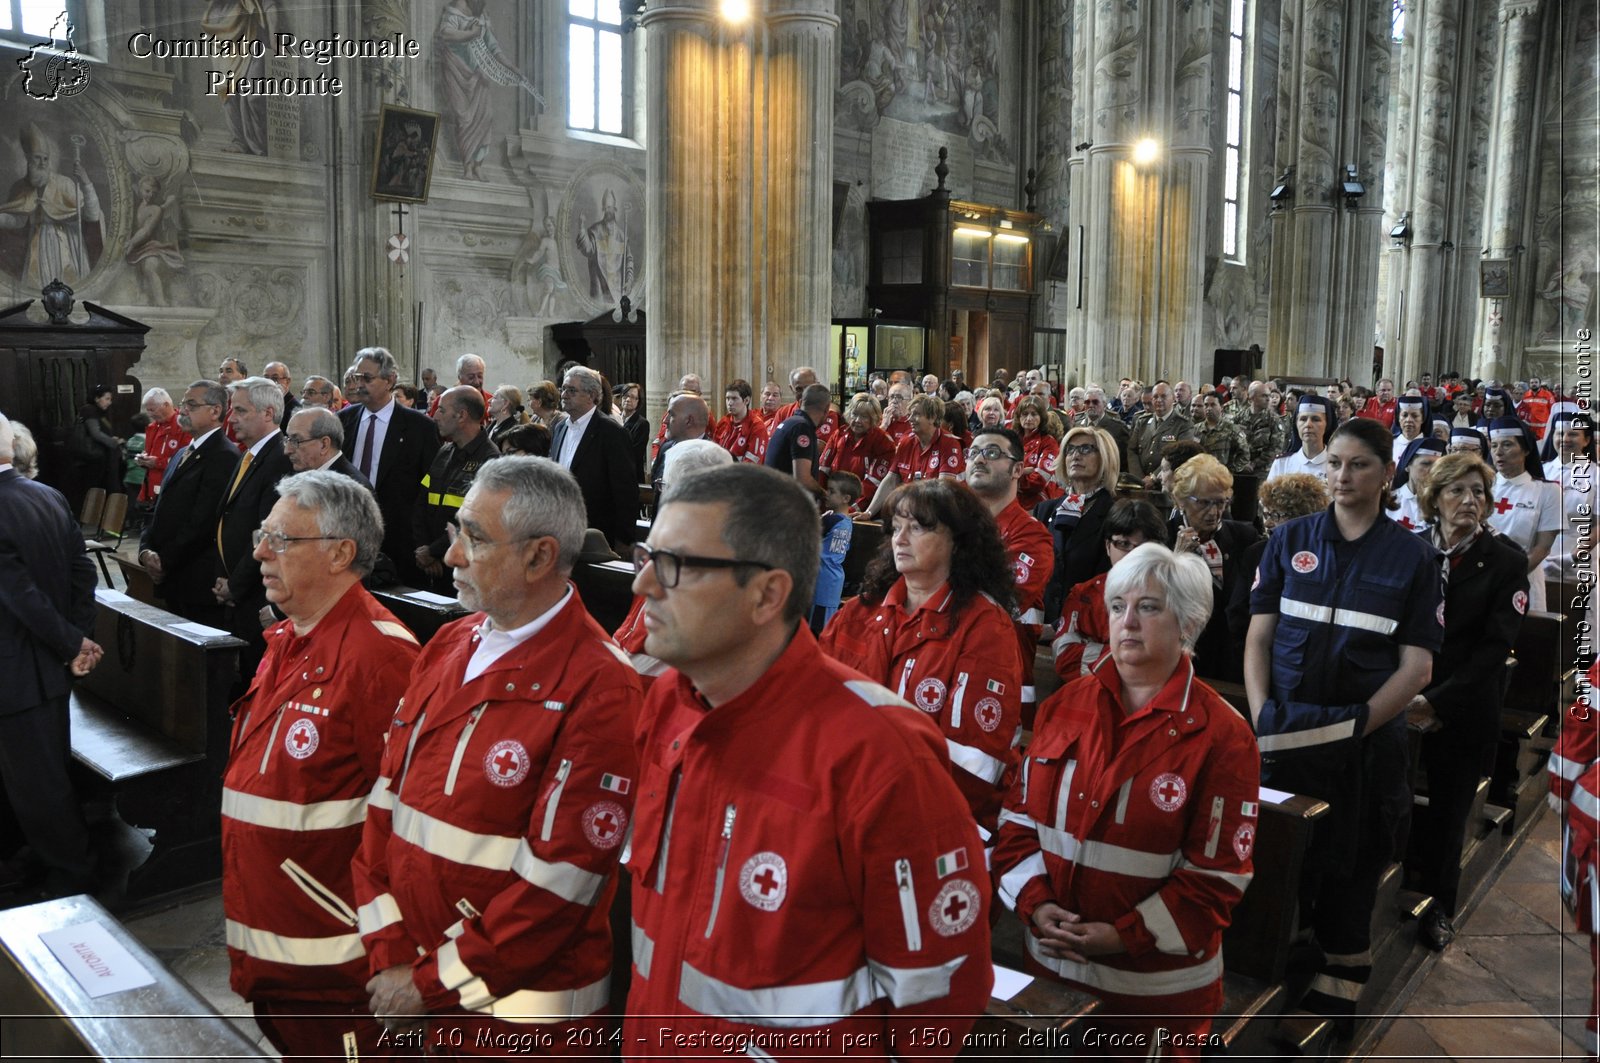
top-left (355, 457), bottom-right (641, 1051)
top-left (283, 406), bottom-right (370, 488)
top-left (624, 463), bottom-right (993, 1053)
top-left (221, 470), bottom-right (419, 1061)
top-left (1070, 384), bottom-right (1130, 468)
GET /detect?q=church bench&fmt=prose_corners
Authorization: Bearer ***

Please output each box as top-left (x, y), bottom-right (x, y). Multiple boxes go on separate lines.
top-left (841, 518), bottom-right (884, 599)
top-left (370, 584), bottom-right (469, 645)
top-left (110, 553), bottom-right (158, 606)
top-left (0, 893), bottom-right (266, 1060)
top-left (574, 558), bottom-right (637, 633)
top-left (72, 589), bottom-right (243, 901)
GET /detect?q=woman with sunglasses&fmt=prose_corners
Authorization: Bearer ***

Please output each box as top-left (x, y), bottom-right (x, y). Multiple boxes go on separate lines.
top-left (822, 479), bottom-right (1022, 838)
top-left (1167, 455), bottom-right (1259, 682)
top-left (1035, 426), bottom-right (1120, 625)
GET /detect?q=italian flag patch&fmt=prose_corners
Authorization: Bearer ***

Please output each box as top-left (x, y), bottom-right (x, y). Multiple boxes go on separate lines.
top-left (600, 774), bottom-right (631, 795)
top-left (935, 848), bottom-right (968, 878)
top-left (986, 679), bottom-right (1005, 695)
top-left (1240, 801), bottom-right (1259, 818)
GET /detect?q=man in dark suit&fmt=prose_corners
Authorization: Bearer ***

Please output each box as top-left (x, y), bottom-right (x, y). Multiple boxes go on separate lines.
top-left (138, 379), bottom-right (241, 628)
top-left (340, 346), bottom-right (440, 585)
top-left (215, 376), bottom-right (295, 678)
top-left (551, 365), bottom-right (638, 548)
top-left (285, 406), bottom-right (371, 489)
top-left (0, 414), bottom-right (99, 897)
top-left (266, 361), bottom-right (300, 432)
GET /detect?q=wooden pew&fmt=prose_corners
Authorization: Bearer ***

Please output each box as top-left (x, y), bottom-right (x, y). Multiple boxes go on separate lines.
top-left (574, 559), bottom-right (637, 634)
top-left (110, 553), bottom-right (158, 606)
top-left (74, 589), bottom-right (243, 901)
top-left (841, 518), bottom-right (884, 600)
top-left (370, 584), bottom-right (470, 645)
top-left (0, 894), bottom-right (266, 1059)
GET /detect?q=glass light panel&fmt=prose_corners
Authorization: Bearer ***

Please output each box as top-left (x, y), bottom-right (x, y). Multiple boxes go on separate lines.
top-left (1223, 203), bottom-right (1238, 257)
top-left (952, 231), bottom-right (990, 288)
top-left (569, 25), bottom-right (595, 130)
top-left (1228, 38), bottom-right (1243, 89)
top-left (20, 0), bottom-right (64, 36)
top-left (597, 0), bottom-right (623, 25)
top-left (571, 0), bottom-right (595, 19)
top-left (598, 30), bottom-right (623, 133)
top-left (992, 236), bottom-right (1028, 291)
top-left (1231, 0), bottom-right (1246, 33)
top-left (1226, 92), bottom-right (1241, 145)
top-left (1224, 148), bottom-right (1239, 200)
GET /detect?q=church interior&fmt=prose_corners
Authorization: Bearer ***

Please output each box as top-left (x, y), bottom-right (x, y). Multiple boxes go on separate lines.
top-left (0, 0), bottom-right (1595, 1059)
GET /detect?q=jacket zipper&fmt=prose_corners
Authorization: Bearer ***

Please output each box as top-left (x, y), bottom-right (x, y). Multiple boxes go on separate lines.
top-left (897, 657), bottom-right (917, 699)
top-left (258, 704), bottom-right (288, 775)
top-left (1114, 779), bottom-right (1133, 825)
top-left (394, 711), bottom-right (427, 799)
top-left (654, 773), bottom-right (680, 893)
top-left (896, 858), bottom-right (922, 952)
top-left (704, 803), bottom-right (737, 938)
top-left (949, 671), bottom-right (969, 728)
top-left (443, 704), bottom-right (488, 796)
top-left (540, 758), bottom-right (573, 842)
top-left (280, 858), bottom-right (359, 927)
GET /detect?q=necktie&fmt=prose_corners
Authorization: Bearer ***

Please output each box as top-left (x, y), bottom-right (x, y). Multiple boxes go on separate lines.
top-left (174, 445), bottom-right (194, 473)
top-left (218, 450), bottom-right (255, 559)
top-left (359, 413), bottom-right (377, 479)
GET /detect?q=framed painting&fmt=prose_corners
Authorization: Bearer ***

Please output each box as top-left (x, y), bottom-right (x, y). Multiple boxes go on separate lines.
top-left (371, 105), bottom-right (439, 204)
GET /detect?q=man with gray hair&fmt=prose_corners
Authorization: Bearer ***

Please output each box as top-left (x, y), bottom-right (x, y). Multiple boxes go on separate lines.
top-left (132, 385), bottom-right (190, 505)
top-left (283, 406), bottom-right (369, 488)
top-left (340, 346), bottom-right (440, 586)
top-left (300, 376), bottom-right (337, 410)
top-left (220, 470), bottom-right (418, 1060)
top-left (0, 412), bottom-right (100, 899)
top-left (427, 353), bottom-right (490, 419)
top-left (215, 376), bottom-right (294, 677)
top-left (355, 457), bottom-right (642, 1047)
top-left (552, 365), bottom-right (639, 547)
top-left (648, 391), bottom-right (711, 485)
top-left (1072, 384), bottom-right (1131, 468)
top-left (623, 464), bottom-right (994, 1045)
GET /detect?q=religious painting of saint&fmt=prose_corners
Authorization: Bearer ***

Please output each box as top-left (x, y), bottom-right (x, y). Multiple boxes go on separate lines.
top-left (1479, 258), bottom-right (1511, 299)
top-left (557, 164), bottom-right (645, 316)
top-left (371, 105), bottom-right (439, 203)
top-left (0, 120), bottom-right (106, 294)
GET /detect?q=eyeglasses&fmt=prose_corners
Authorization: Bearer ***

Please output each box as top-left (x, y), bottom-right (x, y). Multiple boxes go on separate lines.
top-left (1260, 509), bottom-right (1289, 524)
top-left (1062, 443), bottom-right (1098, 457)
top-left (1185, 496), bottom-right (1232, 512)
top-left (1108, 536), bottom-right (1141, 552)
top-left (282, 434), bottom-right (327, 449)
top-left (965, 444), bottom-right (1018, 462)
top-left (180, 400), bottom-right (218, 410)
top-left (445, 521), bottom-right (538, 561)
top-left (349, 372), bottom-right (381, 384)
top-left (252, 529), bottom-right (344, 555)
top-left (631, 544), bottom-right (775, 589)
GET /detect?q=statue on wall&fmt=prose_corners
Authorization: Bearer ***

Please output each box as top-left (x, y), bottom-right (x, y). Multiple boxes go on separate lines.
top-left (511, 214), bottom-right (566, 317)
top-left (200, 0), bottom-right (280, 155)
top-left (434, 0), bottom-right (543, 181)
top-left (125, 175), bottom-right (185, 306)
top-left (1539, 252), bottom-right (1595, 342)
top-left (0, 122), bottom-right (103, 290)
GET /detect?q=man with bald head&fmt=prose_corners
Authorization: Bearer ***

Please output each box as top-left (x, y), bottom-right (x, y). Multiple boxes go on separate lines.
top-left (284, 406), bottom-right (369, 487)
top-left (774, 365), bottom-right (839, 445)
top-left (264, 361), bottom-right (300, 431)
top-left (651, 373), bottom-right (719, 462)
top-left (649, 392), bottom-right (711, 484)
top-left (414, 385), bottom-right (498, 586)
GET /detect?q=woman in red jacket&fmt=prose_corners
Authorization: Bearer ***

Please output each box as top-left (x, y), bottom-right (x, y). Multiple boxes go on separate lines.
top-left (1014, 395), bottom-right (1062, 511)
top-left (822, 479), bottom-right (1023, 838)
top-left (993, 543), bottom-right (1260, 1058)
top-left (818, 392), bottom-right (897, 509)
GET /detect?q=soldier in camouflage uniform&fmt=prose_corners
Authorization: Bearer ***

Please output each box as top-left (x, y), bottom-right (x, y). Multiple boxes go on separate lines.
top-left (1224, 376), bottom-right (1252, 420)
top-left (1235, 380), bottom-right (1285, 479)
top-left (1128, 382), bottom-right (1197, 482)
top-left (1194, 393), bottom-right (1251, 475)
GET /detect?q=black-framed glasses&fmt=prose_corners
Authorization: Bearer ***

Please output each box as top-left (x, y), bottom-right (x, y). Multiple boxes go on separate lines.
top-left (252, 529), bottom-right (344, 555)
top-left (180, 400), bottom-right (218, 410)
top-left (631, 545), bottom-right (775, 589)
top-left (965, 444), bottom-right (1018, 462)
top-left (1063, 443), bottom-right (1098, 457)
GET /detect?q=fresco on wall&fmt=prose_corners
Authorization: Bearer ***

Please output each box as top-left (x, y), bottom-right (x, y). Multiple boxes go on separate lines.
top-left (837, 0), bottom-right (1012, 164)
top-left (557, 162), bottom-right (645, 318)
top-left (434, 0), bottom-right (544, 181)
top-left (200, 0), bottom-right (281, 155)
top-left (0, 115), bottom-right (116, 297)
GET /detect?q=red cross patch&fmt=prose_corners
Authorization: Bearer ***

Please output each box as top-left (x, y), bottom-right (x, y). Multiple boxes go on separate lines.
top-left (1493, 496), bottom-right (1514, 515)
top-left (928, 879), bottom-right (980, 937)
top-left (483, 739), bottom-right (531, 788)
top-left (1512, 590), bottom-right (1527, 615)
top-left (974, 696), bottom-right (1003, 733)
top-left (738, 852), bottom-right (788, 911)
top-left (946, 452), bottom-right (959, 468)
top-left (1150, 772), bottom-right (1188, 812)
top-left (1398, 515), bottom-right (1418, 529)
top-left (284, 718), bottom-right (319, 760)
top-left (1014, 556), bottom-right (1032, 584)
top-left (582, 801), bottom-right (627, 850)
top-left (914, 677), bottom-right (946, 713)
top-left (1233, 822), bottom-right (1255, 860)
top-left (797, 434), bottom-right (811, 449)
top-left (1291, 550), bottom-right (1318, 574)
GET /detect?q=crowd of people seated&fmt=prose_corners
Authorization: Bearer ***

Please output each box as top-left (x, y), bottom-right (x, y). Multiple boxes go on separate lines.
top-left (1, 352), bottom-right (1592, 1061)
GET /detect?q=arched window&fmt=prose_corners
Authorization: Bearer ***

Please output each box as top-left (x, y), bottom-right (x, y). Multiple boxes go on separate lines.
top-left (1222, 0), bottom-right (1248, 260)
top-left (1391, 0), bottom-right (1407, 43)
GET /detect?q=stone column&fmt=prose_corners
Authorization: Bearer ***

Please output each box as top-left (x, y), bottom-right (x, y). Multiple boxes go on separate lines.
top-left (1265, 0), bottom-right (1391, 380)
top-left (640, 0), bottom-right (836, 416)
top-left (1473, 0), bottom-right (1542, 380)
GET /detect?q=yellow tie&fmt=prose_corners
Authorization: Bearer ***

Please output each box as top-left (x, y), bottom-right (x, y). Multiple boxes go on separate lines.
top-left (218, 450), bottom-right (255, 559)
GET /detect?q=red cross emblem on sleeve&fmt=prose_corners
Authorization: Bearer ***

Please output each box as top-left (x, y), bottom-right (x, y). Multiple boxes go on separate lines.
top-left (1398, 515), bottom-right (1418, 529)
top-left (483, 739), bottom-right (531, 787)
top-left (582, 801), bottom-right (628, 850)
top-left (1494, 496), bottom-right (1515, 514)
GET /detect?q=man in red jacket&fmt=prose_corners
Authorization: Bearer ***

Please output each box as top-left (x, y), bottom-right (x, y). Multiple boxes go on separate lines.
top-left (624, 464), bottom-right (992, 1058)
top-left (133, 387), bottom-right (190, 504)
top-left (355, 457), bottom-right (641, 1054)
top-left (220, 470), bottom-right (418, 1060)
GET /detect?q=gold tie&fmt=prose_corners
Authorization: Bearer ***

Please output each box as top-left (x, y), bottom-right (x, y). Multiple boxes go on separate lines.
top-left (218, 450), bottom-right (255, 559)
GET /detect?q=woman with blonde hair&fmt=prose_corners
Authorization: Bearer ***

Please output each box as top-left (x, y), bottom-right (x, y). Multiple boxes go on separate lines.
top-left (1035, 425), bottom-right (1120, 623)
top-left (1166, 454), bottom-right (1259, 681)
top-left (818, 392), bottom-right (896, 510)
top-left (487, 384), bottom-right (530, 448)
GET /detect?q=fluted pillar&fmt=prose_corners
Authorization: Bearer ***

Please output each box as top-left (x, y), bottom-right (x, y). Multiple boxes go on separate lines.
top-left (1266, 0), bottom-right (1391, 380)
top-left (1473, 0), bottom-right (1542, 380)
top-left (641, 0), bottom-right (836, 414)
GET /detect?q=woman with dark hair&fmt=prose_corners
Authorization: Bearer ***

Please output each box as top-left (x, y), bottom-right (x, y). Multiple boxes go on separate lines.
top-left (615, 382), bottom-right (650, 479)
top-left (1408, 453), bottom-right (1528, 949)
top-left (1013, 395), bottom-right (1060, 512)
top-left (1051, 497), bottom-right (1168, 679)
top-left (994, 544), bottom-right (1259, 1056)
top-left (940, 399), bottom-right (972, 452)
top-left (1543, 411), bottom-right (1596, 599)
top-left (494, 422), bottom-right (551, 457)
top-left (1390, 394), bottom-right (1433, 460)
top-left (394, 384), bottom-right (423, 409)
top-left (1486, 415), bottom-right (1561, 611)
top-left (822, 479), bottom-right (1022, 836)
top-left (1267, 395), bottom-right (1334, 482)
top-left (1245, 415), bottom-right (1443, 1028)
top-left (74, 383), bottom-right (124, 494)
top-left (1035, 425), bottom-right (1120, 623)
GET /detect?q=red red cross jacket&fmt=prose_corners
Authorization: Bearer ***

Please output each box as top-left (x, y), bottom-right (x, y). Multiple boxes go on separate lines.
top-left (821, 582), bottom-right (1023, 837)
top-left (624, 627), bottom-right (993, 1059)
top-left (991, 656), bottom-right (1258, 1015)
top-left (820, 426), bottom-right (897, 508)
top-left (221, 583), bottom-right (418, 1003)
top-left (1552, 661), bottom-right (1600, 815)
top-left (712, 413), bottom-right (770, 464)
top-left (1050, 572), bottom-right (1109, 682)
top-left (993, 500), bottom-right (1055, 699)
top-left (1017, 431), bottom-right (1061, 512)
top-left (140, 414), bottom-right (191, 503)
top-left (888, 430), bottom-right (965, 484)
top-left (351, 589), bottom-right (642, 1036)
